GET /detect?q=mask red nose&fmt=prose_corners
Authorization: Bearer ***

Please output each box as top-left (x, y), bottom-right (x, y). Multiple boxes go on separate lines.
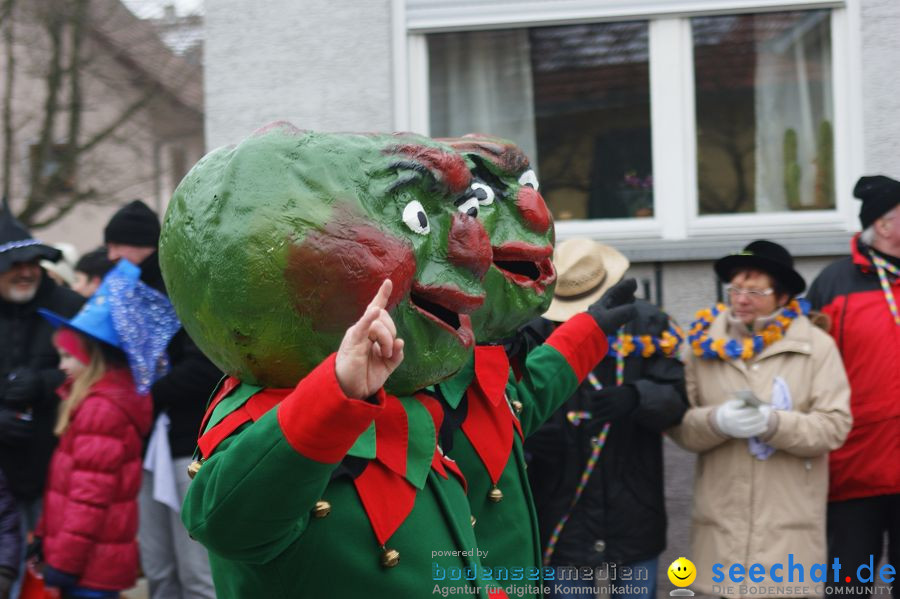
top-left (447, 212), bottom-right (491, 280)
top-left (517, 186), bottom-right (552, 234)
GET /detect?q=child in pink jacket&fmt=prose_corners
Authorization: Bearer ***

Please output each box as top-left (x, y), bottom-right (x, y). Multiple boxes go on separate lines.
top-left (35, 259), bottom-right (179, 599)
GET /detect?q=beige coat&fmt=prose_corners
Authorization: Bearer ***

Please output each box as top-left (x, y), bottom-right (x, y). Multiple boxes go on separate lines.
top-left (668, 312), bottom-right (851, 598)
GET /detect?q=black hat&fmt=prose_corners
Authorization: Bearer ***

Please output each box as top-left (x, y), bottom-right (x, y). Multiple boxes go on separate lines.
top-left (714, 240), bottom-right (806, 296)
top-left (0, 197), bottom-right (61, 274)
top-left (104, 200), bottom-right (160, 247)
top-left (854, 175), bottom-right (900, 230)
top-left (75, 247), bottom-right (115, 279)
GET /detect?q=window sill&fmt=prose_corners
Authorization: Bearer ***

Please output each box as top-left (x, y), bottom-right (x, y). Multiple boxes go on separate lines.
top-left (555, 229), bottom-right (853, 262)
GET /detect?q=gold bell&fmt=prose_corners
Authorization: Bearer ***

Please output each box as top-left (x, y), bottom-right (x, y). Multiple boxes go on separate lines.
top-left (488, 485), bottom-right (504, 503)
top-left (380, 547), bottom-right (400, 568)
top-left (312, 500), bottom-right (331, 518)
top-left (511, 400), bottom-right (523, 415)
top-left (470, 515), bottom-right (477, 527)
top-left (187, 459), bottom-right (204, 480)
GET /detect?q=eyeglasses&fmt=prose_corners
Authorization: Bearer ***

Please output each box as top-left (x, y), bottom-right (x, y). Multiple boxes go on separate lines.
top-left (725, 285), bottom-right (774, 298)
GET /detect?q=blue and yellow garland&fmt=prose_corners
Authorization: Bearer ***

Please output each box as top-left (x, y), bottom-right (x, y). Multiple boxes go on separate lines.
top-left (688, 298), bottom-right (809, 360)
top-left (605, 322), bottom-right (685, 359)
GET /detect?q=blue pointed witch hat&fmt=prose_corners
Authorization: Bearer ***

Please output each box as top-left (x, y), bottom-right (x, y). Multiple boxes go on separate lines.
top-left (40, 259), bottom-right (181, 393)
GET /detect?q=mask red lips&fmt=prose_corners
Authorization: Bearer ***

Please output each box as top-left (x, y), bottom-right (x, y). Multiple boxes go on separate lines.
top-left (409, 282), bottom-right (483, 348)
top-left (491, 242), bottom-right (556, 293)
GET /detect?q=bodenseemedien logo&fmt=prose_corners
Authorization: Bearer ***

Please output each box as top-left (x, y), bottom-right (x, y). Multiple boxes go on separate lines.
top-left (668, 557), bottom-right (696, 597)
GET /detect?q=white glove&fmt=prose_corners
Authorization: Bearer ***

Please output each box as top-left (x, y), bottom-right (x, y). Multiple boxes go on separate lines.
top-left (715, 399), bottom-right (769, 438)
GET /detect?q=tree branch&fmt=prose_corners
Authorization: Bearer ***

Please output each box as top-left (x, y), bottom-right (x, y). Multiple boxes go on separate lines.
top-left (77, 81), bottom-right (160, 155)
top-left (1, 0), bottom-right (15, 199)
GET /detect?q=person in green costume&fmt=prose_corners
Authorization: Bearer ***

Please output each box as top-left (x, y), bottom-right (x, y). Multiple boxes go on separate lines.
top-left (164, 123), bottom-right (516, 598)
top-left (435, 135), bottom-right (639, 599)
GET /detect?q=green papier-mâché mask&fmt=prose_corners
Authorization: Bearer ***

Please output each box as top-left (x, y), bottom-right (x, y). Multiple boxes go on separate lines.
top-left (442, 135), bottom-right (557, 342)
top-left (159, 122), bottom-right (494, 394)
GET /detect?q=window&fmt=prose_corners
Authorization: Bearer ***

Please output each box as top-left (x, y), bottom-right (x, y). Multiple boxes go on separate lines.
top-left (418, 3), bottom-right (853, 239)
top-left (428, 21), bottom-right (653, 221)
top-left (693, 10), bottom-right (834, 215)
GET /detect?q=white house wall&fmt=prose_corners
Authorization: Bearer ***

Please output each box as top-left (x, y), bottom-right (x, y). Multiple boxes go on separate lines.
top-left (204, 0), bottom-right (395, 150)
top-left (860, 0), bottom-right (900, 177)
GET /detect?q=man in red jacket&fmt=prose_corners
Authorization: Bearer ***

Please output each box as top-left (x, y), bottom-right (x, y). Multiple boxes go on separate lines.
top-left (807, 175), bottom-right (900, 598)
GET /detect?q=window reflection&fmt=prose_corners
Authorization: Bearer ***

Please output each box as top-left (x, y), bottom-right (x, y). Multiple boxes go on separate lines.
top-left (693, 10), bottom-right (834, 214)
top-left (429, 21), bottom-right (653, 221)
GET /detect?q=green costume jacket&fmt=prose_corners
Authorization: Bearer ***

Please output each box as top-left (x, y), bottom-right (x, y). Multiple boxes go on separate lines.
top-left (437, 313), bottom-right (609, 598)
top-left (182, 354), bottom-right (509, 599)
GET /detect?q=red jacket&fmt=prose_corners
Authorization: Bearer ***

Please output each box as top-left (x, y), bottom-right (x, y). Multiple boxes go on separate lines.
top-left (38, 368), bottom-right (152, 591)
top-left (806, 235), bottom-right (900, 502)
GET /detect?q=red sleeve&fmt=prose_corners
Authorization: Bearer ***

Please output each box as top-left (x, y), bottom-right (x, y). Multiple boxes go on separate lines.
top-left (544, 312), bottom-right (609, 382)
top-left (277, 353), bottom-right (385, 463)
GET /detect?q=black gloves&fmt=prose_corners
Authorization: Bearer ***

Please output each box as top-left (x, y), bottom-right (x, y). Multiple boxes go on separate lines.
top-left (586, 278), bottom-right (638, 333)
top-left (0, 566), bottom-right (14, 599)
top-left (0, 407), bottom-right (33, 446)
top-left (2, 368), bottom-right (41, 409)
top-left (42, 565), bottom-right (79, 589)
top-left (26, 537), bottom-right (43, 561)
top-left (585, 384), bottom-right (640, 433)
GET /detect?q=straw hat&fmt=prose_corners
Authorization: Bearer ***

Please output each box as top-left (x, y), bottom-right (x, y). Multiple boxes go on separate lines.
top-left (542, 238), bottom-right (630, 322)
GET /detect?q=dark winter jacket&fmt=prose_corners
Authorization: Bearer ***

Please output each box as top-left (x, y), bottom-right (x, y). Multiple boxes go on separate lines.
top-left (806, 235), bottom-right (900, 502)
top-left (0, 274), bottom-right (83, 500)
top-left (38, 368), bottom-right (152, 591)
top-left (139, 252), bottom-right (222, 457)
top-left (525, 300), bottom-right (687, 565)
top-left (0, 468), bottom-right (21, 584)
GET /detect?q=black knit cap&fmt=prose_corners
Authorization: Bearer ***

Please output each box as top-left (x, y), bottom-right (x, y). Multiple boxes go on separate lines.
top-left (104, 199), bottom-right (160, 247)
top-left (855, 175), bottom-right (900, 230)
top-left (0, 196), bottom-right (61, 273)
top-left (714, 239), bottom-right (806, 296)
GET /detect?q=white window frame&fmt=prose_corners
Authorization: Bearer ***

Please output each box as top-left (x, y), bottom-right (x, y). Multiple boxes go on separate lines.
top-left (401, 0), bottom-right (864, 243)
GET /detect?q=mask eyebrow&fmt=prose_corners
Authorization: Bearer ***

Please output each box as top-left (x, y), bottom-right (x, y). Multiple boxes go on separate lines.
top-left (469, 156), bottom-right (509, 194)
top-left (385, 160), bottom-right (435, 195)
top-left (385, 144), bottom-right (471, 195)
top-left (446, 138), bottom-right (530, 175)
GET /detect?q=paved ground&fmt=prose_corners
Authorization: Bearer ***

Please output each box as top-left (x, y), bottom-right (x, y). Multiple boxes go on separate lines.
top-left (657, 436), bottom-right (716, 599)
top-left (120, 578), bottom-right (148, 599)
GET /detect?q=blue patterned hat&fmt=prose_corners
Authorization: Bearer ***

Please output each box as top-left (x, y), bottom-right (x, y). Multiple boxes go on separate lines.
top-left (40, 259), bottom-right (181, 393)
top-left (39, 265), bottom-right (124, 348)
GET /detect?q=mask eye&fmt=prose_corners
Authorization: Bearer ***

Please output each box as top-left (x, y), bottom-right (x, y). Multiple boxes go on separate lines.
top-left (456, 196), bottom-right (479, 218)
top-left (470, 182), bottom-right (495, 206)
top-left (402, 201), bottom-right (430, 235)
top-left (518, 169), bottom-right (539, 190)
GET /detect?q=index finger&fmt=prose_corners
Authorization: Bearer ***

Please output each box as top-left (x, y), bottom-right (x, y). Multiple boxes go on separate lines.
top-left (369, 279), bottom-right (393, 311)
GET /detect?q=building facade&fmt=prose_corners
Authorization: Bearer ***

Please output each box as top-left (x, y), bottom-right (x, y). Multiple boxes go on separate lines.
top-left (3, 0), bottom-right (204, 253)
top-left (204, 0), bottom-right (897, 327)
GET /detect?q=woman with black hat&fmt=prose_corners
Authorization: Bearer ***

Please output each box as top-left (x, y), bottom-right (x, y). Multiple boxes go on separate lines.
top-left (667, 240), bottom-right (852, 599)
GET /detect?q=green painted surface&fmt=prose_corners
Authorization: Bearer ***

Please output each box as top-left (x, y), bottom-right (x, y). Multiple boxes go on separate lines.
top-left (160, 123), bottom-right (491, 394)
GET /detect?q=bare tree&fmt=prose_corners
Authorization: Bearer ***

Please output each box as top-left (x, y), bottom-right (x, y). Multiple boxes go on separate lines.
top-left (0, 0), bottom-right (198, 229)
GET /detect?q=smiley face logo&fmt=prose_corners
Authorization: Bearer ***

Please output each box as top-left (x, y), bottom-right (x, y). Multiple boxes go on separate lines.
top-left (668, 557), bottom-right (697, 587)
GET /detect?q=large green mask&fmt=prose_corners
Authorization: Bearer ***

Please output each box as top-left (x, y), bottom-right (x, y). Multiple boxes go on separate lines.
top-left (442, 135), bottom-right (557, 342)
top-left (159, 122), bottom-right (493, 394)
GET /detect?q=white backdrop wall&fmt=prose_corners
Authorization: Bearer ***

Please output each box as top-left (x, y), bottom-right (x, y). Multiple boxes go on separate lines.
top-left (204, 0), bottom-right (395, 149)
top-left (860, 0), bottom-right (900, 178)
